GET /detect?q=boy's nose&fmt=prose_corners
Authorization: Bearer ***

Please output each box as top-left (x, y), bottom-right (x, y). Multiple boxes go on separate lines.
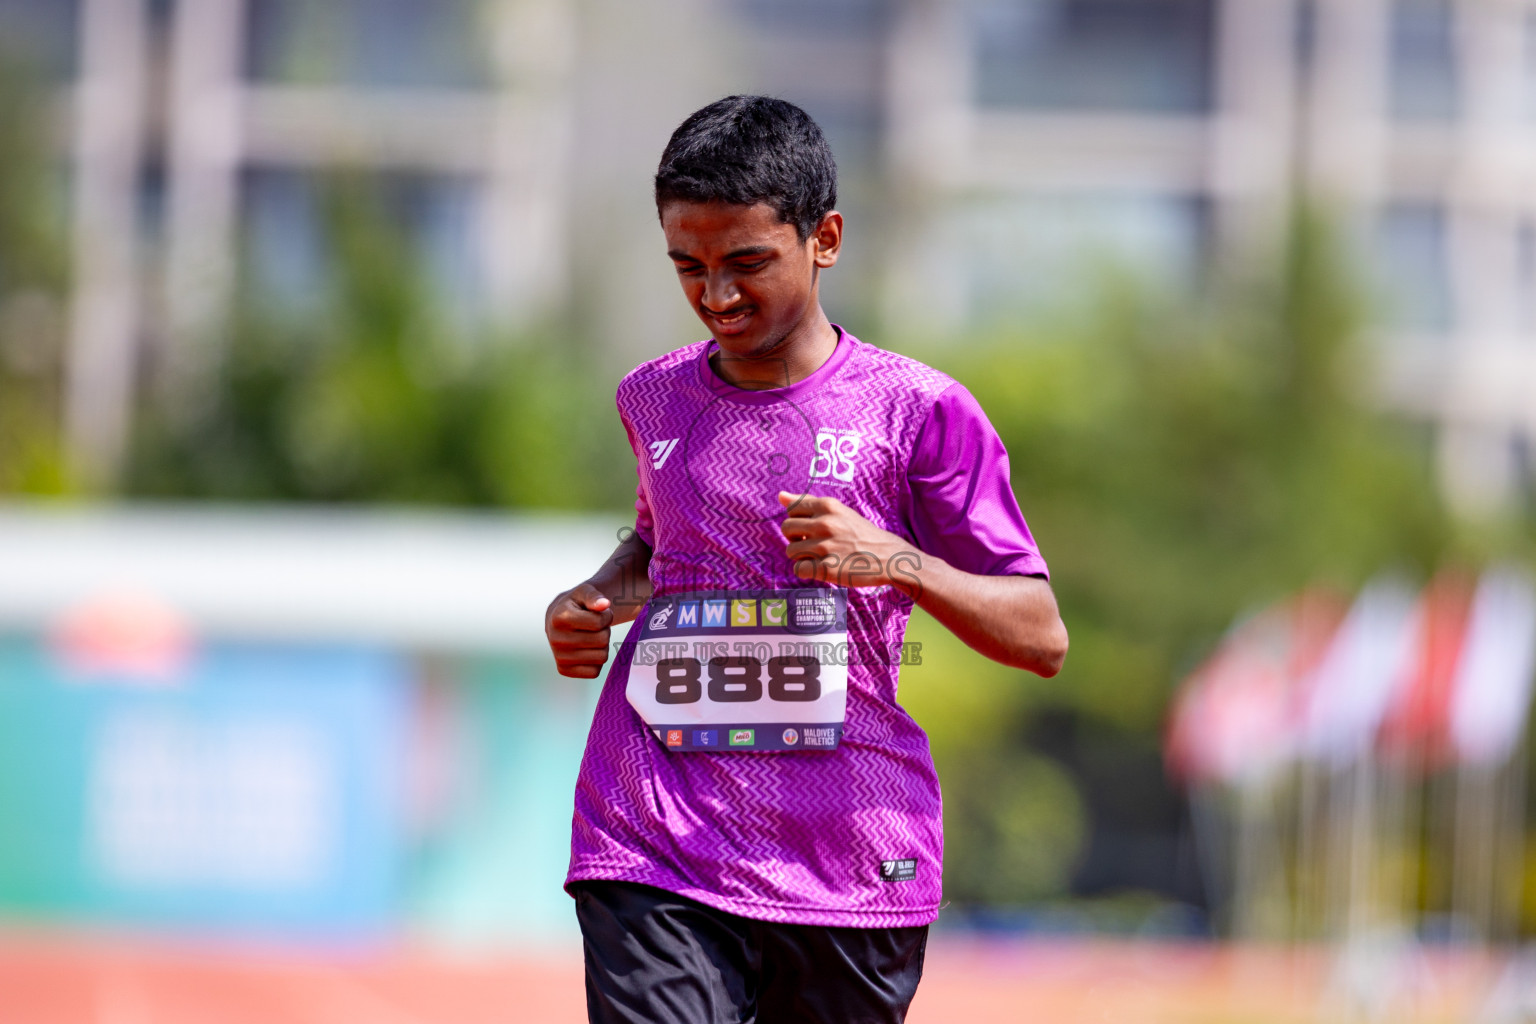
top-left (701, 272), bottom-right (742, 312)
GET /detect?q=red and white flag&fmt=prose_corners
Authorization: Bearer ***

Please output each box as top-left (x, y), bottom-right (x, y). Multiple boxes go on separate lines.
top-left (1377, 570), bottom-right (1476, 771)
top-left (1167, 589), bottom-right (1345, 784)
top-left (1299, 579), bottom-right (1420, 766)
top-left (1449, 567), bottom-right (1536, 767)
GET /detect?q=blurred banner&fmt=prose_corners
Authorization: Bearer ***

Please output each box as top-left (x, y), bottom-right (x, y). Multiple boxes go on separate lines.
top-left (0, 636), bottom-right (599, 944)
top-left (0, 638), bottom-right (407, 935)
top-left (0, 507), bottom-right (619, 946)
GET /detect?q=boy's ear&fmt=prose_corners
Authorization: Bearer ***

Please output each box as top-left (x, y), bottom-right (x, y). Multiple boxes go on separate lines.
top-left (812, 211), bottom-right (843, 268)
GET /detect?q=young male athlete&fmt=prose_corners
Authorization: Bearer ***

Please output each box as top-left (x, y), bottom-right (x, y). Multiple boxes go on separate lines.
top-left (545, 96), bottom-right (1068, 1024)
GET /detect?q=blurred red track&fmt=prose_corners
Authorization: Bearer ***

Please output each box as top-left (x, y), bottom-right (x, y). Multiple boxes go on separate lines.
top-left (0, 933), bottom-right (1500, 1024)
top-left (0, 935), bottom-right (585, 1024)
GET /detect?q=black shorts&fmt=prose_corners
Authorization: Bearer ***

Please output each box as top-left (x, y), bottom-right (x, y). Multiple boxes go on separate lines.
top-left (572, 880), bottom-right (929, 1024)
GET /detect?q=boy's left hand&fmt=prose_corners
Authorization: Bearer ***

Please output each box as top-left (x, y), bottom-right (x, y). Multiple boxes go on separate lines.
top-left (777, 491), bottom-right (922, 595)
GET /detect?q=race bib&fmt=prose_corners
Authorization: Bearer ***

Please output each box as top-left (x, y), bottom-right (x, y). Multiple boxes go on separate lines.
top-left (624, 589), bottom-right (848, 752)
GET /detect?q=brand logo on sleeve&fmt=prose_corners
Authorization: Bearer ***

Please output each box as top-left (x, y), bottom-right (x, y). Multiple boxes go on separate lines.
top-left (649, 438), bottom-right (680, 469)
top-left (810, 428), bottom-right (862, 482)
top-left (729, 729), bottom-right (755, 747)
top-left (879, 858), bottom-right (917, 883)
top-left (648, 604), bottom-right (674, 630)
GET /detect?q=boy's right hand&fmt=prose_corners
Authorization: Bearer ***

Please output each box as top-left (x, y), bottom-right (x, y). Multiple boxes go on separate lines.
top-left (546, 582), bottom-right (615, 679)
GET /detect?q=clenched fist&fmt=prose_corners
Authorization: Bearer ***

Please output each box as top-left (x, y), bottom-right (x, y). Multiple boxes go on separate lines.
top-left (546, 581), bottom-right (615, 679)
top-left (778, 491), bottom-right (923, 597)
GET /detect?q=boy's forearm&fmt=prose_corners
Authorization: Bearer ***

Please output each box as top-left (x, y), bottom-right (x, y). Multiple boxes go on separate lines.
top-left (910, 558), bottom-right (1068, 677)
top-left (584, 532), bottom-right (654, 625)
top-left (776, 492), bottom-right (1065, 674)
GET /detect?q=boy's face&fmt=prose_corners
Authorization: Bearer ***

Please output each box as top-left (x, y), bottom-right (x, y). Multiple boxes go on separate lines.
top-left (662, 200), bottom-right (841, 359)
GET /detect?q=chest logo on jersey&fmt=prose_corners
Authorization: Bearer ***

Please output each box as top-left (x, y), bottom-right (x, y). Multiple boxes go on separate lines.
top-left (649, 437), bottom-right (680, 469)
top-left (810, 429), bottom-right (862, 482)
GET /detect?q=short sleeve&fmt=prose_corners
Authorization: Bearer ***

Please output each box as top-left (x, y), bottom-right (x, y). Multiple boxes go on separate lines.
top-left (618, 403), bottom-right (655, 548)
top-left (905, 383), bottom-right (1048, 579)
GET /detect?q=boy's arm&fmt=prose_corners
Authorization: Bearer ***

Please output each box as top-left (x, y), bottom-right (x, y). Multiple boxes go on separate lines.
top-left (900, 561), bottom-right (1066, 676)
top-left (545, 531), bottom-right (654, 679)
top-left (778, 492), bottom-right (1068, 677)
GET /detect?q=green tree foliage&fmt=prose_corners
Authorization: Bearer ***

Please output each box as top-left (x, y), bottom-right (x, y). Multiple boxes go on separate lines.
top-left (0, 61), bottom-right (68, 493)
top-left (127, 178), bottom-right (633, 508)
top-left (942, 747), bottom-right (1088, 906)
top-left (899, 209), bottom-right (1457, 906)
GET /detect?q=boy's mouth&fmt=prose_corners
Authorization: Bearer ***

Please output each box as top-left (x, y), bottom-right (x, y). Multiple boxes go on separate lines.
top-left (703, 305), bottom-right (754, 334)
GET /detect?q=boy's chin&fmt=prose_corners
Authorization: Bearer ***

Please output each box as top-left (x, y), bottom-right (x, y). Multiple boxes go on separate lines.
top-left (710, 329), bottom-right (780, 359)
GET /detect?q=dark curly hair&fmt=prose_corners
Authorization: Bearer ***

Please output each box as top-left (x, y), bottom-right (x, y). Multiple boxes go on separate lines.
top-left (655, 95), bottom-right (837, 242)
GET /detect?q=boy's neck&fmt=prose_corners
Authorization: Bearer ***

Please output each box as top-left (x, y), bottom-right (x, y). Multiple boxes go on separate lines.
top-left (708, 309), bottom-right (839, 391)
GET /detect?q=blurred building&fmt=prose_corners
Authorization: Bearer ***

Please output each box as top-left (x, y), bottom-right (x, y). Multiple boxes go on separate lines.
top-left (4, 0), bottom-right (1536, 509)
top-left (881, 0), bottom-right (1536, 520)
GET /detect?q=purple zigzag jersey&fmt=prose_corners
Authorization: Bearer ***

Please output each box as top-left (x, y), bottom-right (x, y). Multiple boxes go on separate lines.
top-left (566, 328), bottom-right (1048, 927)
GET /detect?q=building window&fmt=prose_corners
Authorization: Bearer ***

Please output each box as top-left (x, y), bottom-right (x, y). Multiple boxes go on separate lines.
top-left (1293, 0), bottom-right (1318, 80)
top-left (242, 169), bottom-right (482, 323)
top-left (1524, 12), bottom-right (1536, 122)
top-left (734, 0), bottom-right (888, 35)
top-left (942, 192), bottom-right (1207, 328)
top-left (1516, 219), bottom-right (1536, 339)
top-left (970, 0), bottom-right (1215, 115)
top-left (0, 0), bottom-right (80, 82)
top-left (1375, 203), bottom-right (1453, 335)
top-left (243, 0), bottom-right (493, 89)
top-left (1389, 0), bottom-right (1459, 122)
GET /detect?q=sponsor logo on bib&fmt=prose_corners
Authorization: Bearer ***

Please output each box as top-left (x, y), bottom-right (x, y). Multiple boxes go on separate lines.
top-left (802, 727), bottom-right (838, 748)
top-left (666, 730), bottom-right (683, 747)
top-left (693, 729), bottom-right (718, 748)
top-left (729, 729), bottom-right (755, 747)
top-left (649, 604), bottom-right (674, 630)
top-left (730, 599), bottom-right (757, 627)
top-left (782, 728), bottom-right (799, 746)
top-left (793, 595), bottom-right (836, 631)
top-left (702, 600), bottom-right (728, 627)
